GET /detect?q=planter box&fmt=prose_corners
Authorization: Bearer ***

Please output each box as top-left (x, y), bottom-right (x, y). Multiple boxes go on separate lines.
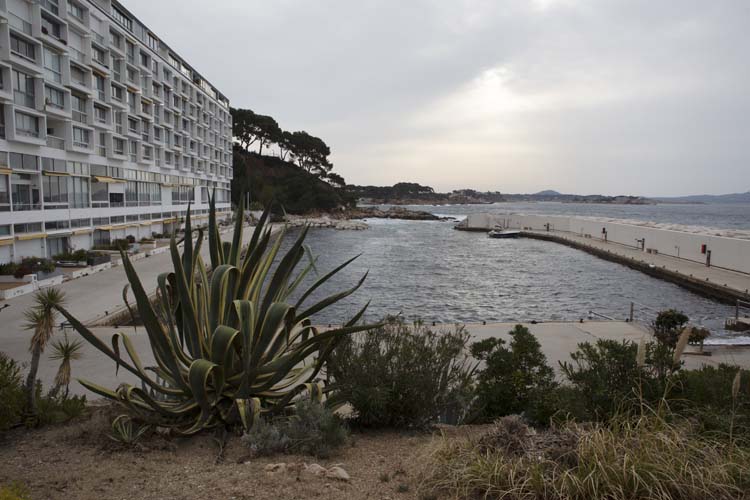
top-left (87, 254), bottom-right (111, 266)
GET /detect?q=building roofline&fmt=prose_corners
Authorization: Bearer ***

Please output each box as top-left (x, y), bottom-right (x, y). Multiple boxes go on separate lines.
top-left (91, 0), bottom-right (229, 105)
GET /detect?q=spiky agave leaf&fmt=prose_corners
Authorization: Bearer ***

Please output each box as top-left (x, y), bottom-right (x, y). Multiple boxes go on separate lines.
top-left (56, 193), bottom-right (377, 434)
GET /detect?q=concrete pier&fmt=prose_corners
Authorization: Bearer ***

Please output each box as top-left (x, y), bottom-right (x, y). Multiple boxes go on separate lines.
top-left (459, 214), bottom-right (750, 305)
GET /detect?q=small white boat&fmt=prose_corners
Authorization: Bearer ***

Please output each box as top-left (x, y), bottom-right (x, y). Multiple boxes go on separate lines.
top-left (488, 229), bottom-right (521, 239)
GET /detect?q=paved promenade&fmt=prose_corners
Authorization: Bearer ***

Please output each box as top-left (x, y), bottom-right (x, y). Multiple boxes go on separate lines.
top-left (0, 225), bottom-right (258, 390)
top-left (523, 230), bottom-right (750, 303)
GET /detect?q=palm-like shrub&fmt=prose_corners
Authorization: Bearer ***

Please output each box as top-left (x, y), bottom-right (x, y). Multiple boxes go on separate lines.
top-left (56, 196), bottom-right (374, 434)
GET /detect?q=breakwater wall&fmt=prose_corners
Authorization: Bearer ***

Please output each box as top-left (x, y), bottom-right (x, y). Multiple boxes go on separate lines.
top-left (463, 213), bottom-right (750, 276)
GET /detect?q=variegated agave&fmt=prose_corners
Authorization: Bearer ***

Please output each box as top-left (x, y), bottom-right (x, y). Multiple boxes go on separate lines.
top-left (55, 195), bottom-right (374, 435)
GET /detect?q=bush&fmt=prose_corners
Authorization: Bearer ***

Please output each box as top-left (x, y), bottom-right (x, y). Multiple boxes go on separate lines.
top-left (34, 385), bottom-right (87, 427)
top-left (421, 415), bottom-right (750, 500)
top-left (558, 339), bottom-right (674, 421)
top-left (242, 399), bottom-right (348, 458)
top-left (284, 399), bottom-right (348, 458)
top-left (9, 258), bottom-right (56, 278)
top-left (653, 309), bottom-right (689, 347)
top-left (0, 263), bottom-right (20, 276)
top-left (0, 483), bottom-right (30, 500)
top-left (53, 249), bottom-right (88, 262)
top-left (471, 325), bottom-right (556, 424)
top-left (328, 319), bottom-right (475, 428)
top-left (0, 353), bottom-right (24, 432)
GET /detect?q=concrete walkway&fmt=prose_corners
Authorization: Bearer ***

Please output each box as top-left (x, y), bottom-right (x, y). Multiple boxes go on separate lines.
top-left (524, 230), bottom-right (750, 303)
top-left (0, 224), bottom-right (259, 390)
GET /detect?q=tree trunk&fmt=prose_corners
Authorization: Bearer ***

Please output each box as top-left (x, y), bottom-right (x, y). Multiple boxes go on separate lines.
top-left (25, 345), bottom-right (41, 415)
top-left (258, 141), bottom-right (264, 156)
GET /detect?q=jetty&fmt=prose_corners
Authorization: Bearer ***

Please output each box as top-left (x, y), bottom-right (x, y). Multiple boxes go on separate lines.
top-left (457, 214), bottom-right (750, 307)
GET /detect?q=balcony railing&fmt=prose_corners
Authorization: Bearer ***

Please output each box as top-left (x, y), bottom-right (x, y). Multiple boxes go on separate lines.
top-left (46, 135), bottom-right (65, 149)
top-left (97, 146), bottom-right (106, 156)
top-left (13, 202), bottom-right (41, 211)
top-left (69, 47), bottom-right (86, 63)
top-left (72, 110), bottom-right (87, 123)
top-left (16, 128), bottom-right (40, 138)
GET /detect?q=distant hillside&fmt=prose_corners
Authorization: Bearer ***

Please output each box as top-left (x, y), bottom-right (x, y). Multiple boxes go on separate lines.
top-left (349, 183), bottom-right (505, 205)
top-left (503, 192), bottom-right (653, 204)
top-left (655, 192), bottom-right (750, 204)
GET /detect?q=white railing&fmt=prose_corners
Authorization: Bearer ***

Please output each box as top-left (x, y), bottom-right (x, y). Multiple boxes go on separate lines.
top-left (8, 13), bottom-right (32, 35)
top-left (69, 47), bottom-right (86, 63)
top-left (46, 135), bottom-right (65, 149)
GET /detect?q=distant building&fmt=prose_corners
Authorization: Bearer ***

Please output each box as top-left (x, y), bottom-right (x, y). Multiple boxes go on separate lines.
top-left (0, 0), bottom-right (233, 263)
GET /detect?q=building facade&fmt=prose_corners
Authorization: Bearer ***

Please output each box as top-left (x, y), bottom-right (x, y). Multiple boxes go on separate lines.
top-left (0, 0), bottom-right (233, 264)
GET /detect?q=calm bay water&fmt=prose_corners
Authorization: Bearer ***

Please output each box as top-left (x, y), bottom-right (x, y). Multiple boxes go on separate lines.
top-left (285, 203), bottom-right (750, 344)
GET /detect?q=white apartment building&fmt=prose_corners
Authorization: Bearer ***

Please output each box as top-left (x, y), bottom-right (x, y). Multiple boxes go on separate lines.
top-left (0, 0), bottom-right (233, 264)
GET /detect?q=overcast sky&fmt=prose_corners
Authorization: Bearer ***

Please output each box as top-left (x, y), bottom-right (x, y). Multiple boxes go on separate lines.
top-left (127, 0), bottom-right (750, 196)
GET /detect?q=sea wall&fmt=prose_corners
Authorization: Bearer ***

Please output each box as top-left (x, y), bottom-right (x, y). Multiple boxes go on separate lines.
top-left (465, 213), bottom-right (750, 275)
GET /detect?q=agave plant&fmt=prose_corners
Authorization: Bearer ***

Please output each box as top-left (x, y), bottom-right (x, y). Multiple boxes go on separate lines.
top-left (56, 195), bottom-right (375, 434)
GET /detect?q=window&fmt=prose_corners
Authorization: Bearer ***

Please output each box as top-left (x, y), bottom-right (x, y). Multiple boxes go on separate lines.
top-left (10, 34), bottom-right (35, 61)
top-left (41, 157), bottom-right (66, 172)
top-left (13, 70), bottom-right (35, 108)
top-left (128, 117), bottom-right (138, 133)
top-left (111, 84), bottom-right (123, 102)
top-left (140, 52), bottom-right (149, 68)
top-left (70, 65), bottom-right (86, 86)
top-left (40, 0), bottom-right (60, 16)
top-left (111, 6), bottom-right (132, 31)
top-left (0, 174), bottom-right (9, 209)
top-left (10, 153), bottom-right (38, 171)
top-left (43, 48), bottom-right (62, 83)
top-left (97, 132), bottom-right (106, 156)
top-left (67, 161), bottom-right (88, 175)
top-left (113, 137), bottom-right (125, 155)
top-left (95, 75), bottom-right (106, 101)
top-left (72, 127), bottom-right (90, 148)
top-left (15, 112), bottom-right (40, 138)
top-left (110, 29), bottom-right (122, 48)
top-left (46, 220), bottom-right (70, 231)
top-left (71, 218), bottom-right (90, 228)
top-left (147, 33), bottom-right (159, 51)
top-left (94, 105), bottom-right (106, 123)
top-left (126, 41), bottom-right (135, 64)
top-left (129, 141), bottom-right (137, 162)
top-left (68, 176), bottom-right (89, 208)
top-left (92, 46), bottom-right (106, 65)
top-left (43, 174), bottom-right (68, 207)
top-left (14, 222), bottom-right (43, 234)
top-left (45, 86), bottom-right (65, 109)
top-left (41, 14), bottom-right (61, 39)
top-left (68, 1), bottom-right (84, 21)
top-left (71, 94), bottom-right (87, 123)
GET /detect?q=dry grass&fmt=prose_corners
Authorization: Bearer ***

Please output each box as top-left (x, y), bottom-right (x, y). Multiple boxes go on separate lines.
top-left (420, 415), bottom-right (750, 500)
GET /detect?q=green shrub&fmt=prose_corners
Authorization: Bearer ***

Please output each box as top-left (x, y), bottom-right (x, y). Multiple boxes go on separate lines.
top-left (653, 309), bottom-right (689, 347)
top-left (470, 325), bottom-right (556, 425)
top-left (0, 483), bottom-right (30, 500)
top-left (53, 249), bottom-right (88, 262)
top-left (328, 319), bottom-right (476, 428)
top-left (0, 353), bottom-right (24, 432)
top-left (10, 258), bottom-right (55, 278)
top-left (284, 399), bottom-right (348, 458)
top-left (0, 263), bottom-right (20, 276)
top-left (34, 386), bottom-right (87, 427)
top-left (241, 417), bottom-right (290, 456)
top-left (558, 339), bottom-right (672, 421)
top-left (242, 399), bottom-right (347, 457)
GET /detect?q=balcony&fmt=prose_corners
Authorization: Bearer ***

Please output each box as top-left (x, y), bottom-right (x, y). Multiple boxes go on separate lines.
top-left (72, 110), bottom-right (87, 123)
top-left (69, 47), bottom-right (86, 64)
top-left (46, 135), bottom-right (65, 149)
top-left (40, 0), bottom-right (61, 16)
top-left (13, 202), bottom-right (41, 211)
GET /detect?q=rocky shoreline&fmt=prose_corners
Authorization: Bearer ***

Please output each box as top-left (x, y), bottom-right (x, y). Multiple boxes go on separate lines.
top-left (282, 206), bottom-right (453, 230)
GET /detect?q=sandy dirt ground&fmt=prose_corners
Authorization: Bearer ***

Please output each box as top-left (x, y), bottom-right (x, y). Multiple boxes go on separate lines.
top-left (0, 408), bottom-right (451, 500)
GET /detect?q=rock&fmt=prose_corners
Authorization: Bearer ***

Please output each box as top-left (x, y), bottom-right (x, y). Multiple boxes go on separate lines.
top-left (264, 463), bottom-right (287, 474)
top-left (303, 463), bottom-right (328, 477)
top-left (326, 466), bottom-right (351, 482)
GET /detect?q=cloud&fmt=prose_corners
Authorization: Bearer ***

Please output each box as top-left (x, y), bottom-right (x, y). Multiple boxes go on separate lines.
top-left (126, 0), bottom-right (750, 196)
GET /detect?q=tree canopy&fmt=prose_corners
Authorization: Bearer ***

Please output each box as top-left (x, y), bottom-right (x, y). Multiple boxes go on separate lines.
top-left (231, 107), bottom-right (336, 182)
